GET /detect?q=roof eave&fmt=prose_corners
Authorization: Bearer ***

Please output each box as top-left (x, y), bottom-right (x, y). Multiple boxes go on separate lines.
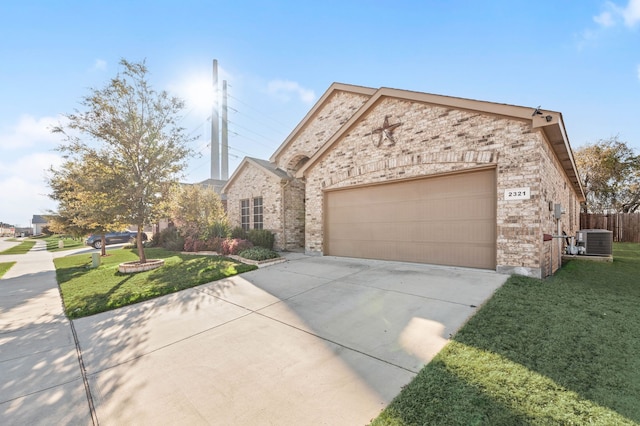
top-left (269, 83), bottom-right (376, 164)
top-left (222, 157), bottom-right (290, 194)
top-left (296, 87), bottom-right (586, 202)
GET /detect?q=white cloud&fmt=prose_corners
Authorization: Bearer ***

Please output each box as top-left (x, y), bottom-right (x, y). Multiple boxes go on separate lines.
top-left (91, 59), bottom-right (107, 71)
top-left (267, 80), bottom-right (316, 104)
top-left (0, 114), bottom-right (63, 151)
top-left (0, 152), bottom-right (62, 226)
top-left (594, 11), bottom-right (615, 27)
top-left (0, 176), bottom-right (57, 226)
top-left (622, 0), bottom-right (640, 26)
top-left (593, 0), bottom-right (640, 28)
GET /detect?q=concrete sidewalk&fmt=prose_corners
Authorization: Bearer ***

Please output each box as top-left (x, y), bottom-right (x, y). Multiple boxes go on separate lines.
top-left (0, 239), bottom-right (93, 425)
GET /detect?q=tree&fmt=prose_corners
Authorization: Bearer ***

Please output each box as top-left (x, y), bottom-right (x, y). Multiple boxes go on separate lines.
top-left (52, 59), bottom-right (193, 263)
top-left (575, 136), bottom-right (640, 213)
top-left (171, 184), bottom-right (226, 232)
top-left (48, 155), bottom-right (129, 255)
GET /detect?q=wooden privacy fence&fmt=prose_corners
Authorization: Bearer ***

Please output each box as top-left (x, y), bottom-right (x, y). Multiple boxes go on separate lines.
top-left (580, 213), bottom-right (640, 243)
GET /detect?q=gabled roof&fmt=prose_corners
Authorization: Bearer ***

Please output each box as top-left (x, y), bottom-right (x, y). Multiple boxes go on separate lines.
top-left (222, 157), bottom-right (289, 194)
top-left (31, 215), bottom-right (48, 224)
top-left (294, 86), bottom-right (585, 201)
top-left (269, 83), bottom-right (377, 165)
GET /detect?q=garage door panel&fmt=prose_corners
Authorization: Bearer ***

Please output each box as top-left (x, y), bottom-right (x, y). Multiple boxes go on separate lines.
top-left (325, 170), bottom-right (496, 269)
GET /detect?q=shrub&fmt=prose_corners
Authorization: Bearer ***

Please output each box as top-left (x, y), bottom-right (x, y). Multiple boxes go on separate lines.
top-left (247, 229), bottom-right (275, 250)
top-left (205, 221), bottom-right (231, 239)
top-left (183, 235), bottom-right (202, 252)
top-left (181, 233), bottom-right (224, 253)
top-left (221, 238), bottom-right (253, 255)
top-left (238, 247), bottom-right (280, 261)
top-left (231, 226), bottom-right (248, 240)
top-left (151, 227), bottom-right (184, 251)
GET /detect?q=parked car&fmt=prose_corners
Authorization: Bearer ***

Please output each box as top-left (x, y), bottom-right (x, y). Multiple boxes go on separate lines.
top-left (85, 231), bottom-right (147, 249)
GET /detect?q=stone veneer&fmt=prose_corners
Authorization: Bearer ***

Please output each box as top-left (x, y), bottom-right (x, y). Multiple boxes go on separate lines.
top-left (303, 97), bottom-right (579, 278)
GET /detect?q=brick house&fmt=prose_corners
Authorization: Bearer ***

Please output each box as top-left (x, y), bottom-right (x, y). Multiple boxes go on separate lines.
top-left (223, 83), bottom-right (585, 278)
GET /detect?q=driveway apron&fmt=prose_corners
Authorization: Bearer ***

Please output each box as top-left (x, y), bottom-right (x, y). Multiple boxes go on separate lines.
top-left (0, 239), bottom-right (93, 425)
top-left (72, 253), bottom-right (507, 425)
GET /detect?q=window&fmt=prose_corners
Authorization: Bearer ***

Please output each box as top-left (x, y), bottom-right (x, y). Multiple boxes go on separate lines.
top-left (253, 197), bottom-right (263, 230)
top-left (240, 199), bottom-right (250, 230)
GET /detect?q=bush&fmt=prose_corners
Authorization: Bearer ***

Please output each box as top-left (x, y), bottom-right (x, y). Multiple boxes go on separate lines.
top-left (181, 233), bottom-right (225, 253)
top-left (247, 229), bottom-right (275, 250)
top-left (220, 238), bottom-right (253, 255)
top-left (231, 226), bottom-right (248, 240)
top-left (151, 227), bottom-right (184, 251)
top-left (205, 221), bottom-right (231, 239)
top-left (238, 247), bottom-right (280, 261)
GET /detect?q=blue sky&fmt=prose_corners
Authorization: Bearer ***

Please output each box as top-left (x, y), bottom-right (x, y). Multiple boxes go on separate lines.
top-left (1, 1), bottom-right (639, 227)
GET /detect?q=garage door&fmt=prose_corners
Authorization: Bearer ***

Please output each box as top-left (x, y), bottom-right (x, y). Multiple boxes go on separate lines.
top-left (325, 169), bottom-right (496, 269)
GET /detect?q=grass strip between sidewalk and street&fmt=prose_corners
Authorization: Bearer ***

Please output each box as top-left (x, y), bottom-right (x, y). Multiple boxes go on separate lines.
top-left (0, 240), bottom-right (36, 255)
top-left (0, 262), bottom-right (16, 278)
top-left (373, 242), bottom-right (640, 425)
top-left (54, 247), bottom-right (257, 319)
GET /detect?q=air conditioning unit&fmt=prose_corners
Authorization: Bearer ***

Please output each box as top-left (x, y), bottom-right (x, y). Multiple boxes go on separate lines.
top-left (575, 229), bottom-right (613, 256)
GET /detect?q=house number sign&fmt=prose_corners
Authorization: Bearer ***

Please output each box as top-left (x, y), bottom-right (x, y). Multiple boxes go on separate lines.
top-left (504, 187), bottom-right (530, 200)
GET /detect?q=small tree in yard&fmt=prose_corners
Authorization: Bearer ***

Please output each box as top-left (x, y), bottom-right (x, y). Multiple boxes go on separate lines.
top-left (171, 184), bottom-right (226, 232)
top-left (48, 155), bottom-right (129, 256)
top-left (53, 59), bottom-right (193, 263)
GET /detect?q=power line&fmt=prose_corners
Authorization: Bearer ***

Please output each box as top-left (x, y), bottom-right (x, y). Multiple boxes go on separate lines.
top-left (228, 129), bottom-right (279, 152)
top-left (227, 100), bottom-right (290, 139)
top-left (227, 119), bottom-right (279, 149)
top-left (187, 116), bottom-right (211, 139)
top-left (227, 93), bottom-right (292, 131)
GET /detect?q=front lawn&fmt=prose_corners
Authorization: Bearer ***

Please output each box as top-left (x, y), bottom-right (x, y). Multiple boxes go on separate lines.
top-left (373, 243), bottom-right (640, 425)
top-left (0, 240), bottom-right (36, 255)
top-left (55, 247), bottom-right (257, 318)
top-left (0, 262), bottom-right (15, 278)
top-left (40, 235), bottom-right (86, 251)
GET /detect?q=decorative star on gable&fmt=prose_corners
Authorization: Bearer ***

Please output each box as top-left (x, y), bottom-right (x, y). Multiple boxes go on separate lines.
top-left (372, 115), bottom-right (402, 147)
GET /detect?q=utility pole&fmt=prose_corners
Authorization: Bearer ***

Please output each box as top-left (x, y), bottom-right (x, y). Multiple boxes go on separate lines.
top-left (211, 59), bottom-right (220, 180)
top-left (222, 80), bottom-right (229, 180)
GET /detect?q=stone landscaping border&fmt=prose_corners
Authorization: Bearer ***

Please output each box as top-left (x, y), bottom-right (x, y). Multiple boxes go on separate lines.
top-left (118, 259), bottom-right (165, 274)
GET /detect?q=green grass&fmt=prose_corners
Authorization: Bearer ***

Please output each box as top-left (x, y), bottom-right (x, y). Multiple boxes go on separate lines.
top-left (0, 240), bottom-right (36, 255)
top-left (41, 235), bottom-right (86, 251)
top-left (55, 247), bottom-right (257, 318)
top-left (0, 262), bottom-right (15, 278)
top-left (373, 243), bottom-right (640, 426)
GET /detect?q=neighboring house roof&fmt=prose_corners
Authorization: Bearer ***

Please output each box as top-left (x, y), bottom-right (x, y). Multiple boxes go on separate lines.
top-left (269, 83), bottom-right (377, 165)
top-left (222, 157), bottom-right (290, 194)
top-left (192, 178), bottom-right (228, 200)
top-left (31, 215), bottom-right (48, 224)
top-left (293, 85), bottom-right (585, 201)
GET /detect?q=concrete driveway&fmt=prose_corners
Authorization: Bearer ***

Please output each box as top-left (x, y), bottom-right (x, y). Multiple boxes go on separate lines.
top-left (1, 241), bottom-right (508, 425)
